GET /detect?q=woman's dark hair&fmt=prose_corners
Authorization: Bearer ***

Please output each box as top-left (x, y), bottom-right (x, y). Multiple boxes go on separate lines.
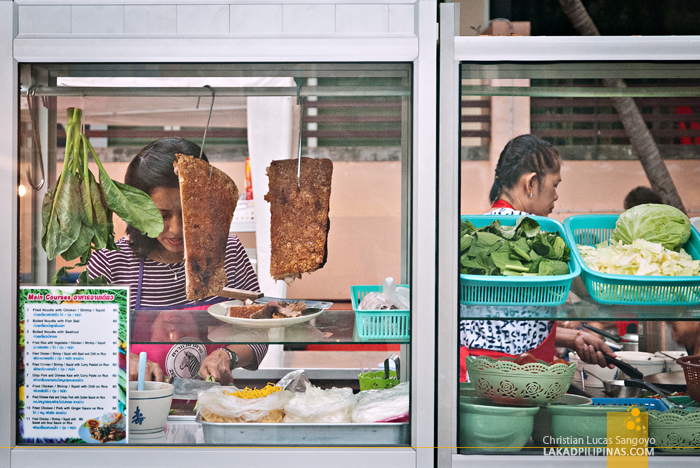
top-left (125, 138), bottom-right (208, 257)
top-left (624, 186), bottom-right (663, 210)
top-left (489, 134), bottom-right (561, 204)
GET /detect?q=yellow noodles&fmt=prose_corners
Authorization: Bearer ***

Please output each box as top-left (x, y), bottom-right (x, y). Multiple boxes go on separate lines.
top-left (200, 408), bottom-right (285, 423)
top-left (224, 383), bottom-right (282, 399)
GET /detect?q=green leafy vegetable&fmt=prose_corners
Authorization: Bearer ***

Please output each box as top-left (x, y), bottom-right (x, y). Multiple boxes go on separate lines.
top-left (459, 217), bottom-right (571, 276)
top-left (613, 203), bottom-right (691, 251)
top-left (42, 108), bottom-right (164, 284)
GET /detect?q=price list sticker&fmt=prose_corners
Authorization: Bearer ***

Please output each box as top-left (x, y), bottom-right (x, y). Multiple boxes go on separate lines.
top-left (19, 287), bottom-right (128, 444)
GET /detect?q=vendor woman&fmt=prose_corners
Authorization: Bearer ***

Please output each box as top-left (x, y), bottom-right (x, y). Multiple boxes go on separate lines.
top-left (460, 134), bottom-right (616, 380)
top-left (87, 138), bottom-right (266, 385)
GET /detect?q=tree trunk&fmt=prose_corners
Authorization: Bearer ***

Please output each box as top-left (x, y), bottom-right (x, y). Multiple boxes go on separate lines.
top-left (558, 0), bottom-right (687, 214)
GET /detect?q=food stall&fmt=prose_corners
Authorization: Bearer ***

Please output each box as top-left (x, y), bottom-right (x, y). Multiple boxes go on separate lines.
top-left (437, 3), bottom-right (700, 467)
top-left (0, 1), bottom-right (438, 466)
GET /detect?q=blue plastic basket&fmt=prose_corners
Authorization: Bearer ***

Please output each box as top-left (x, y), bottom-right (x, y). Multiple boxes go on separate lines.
top-left (564, 215), bottom-right (700, 305)
top-left (351, 285), bottom-right (410, 340)
top-left (459, 215), bottom-right (581, 306)
top-left (591, 398), bottom-right (668, 412)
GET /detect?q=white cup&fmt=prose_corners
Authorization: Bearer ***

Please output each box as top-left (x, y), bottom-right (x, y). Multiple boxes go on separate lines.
top-left (129, 381), bottom-right (174, 434)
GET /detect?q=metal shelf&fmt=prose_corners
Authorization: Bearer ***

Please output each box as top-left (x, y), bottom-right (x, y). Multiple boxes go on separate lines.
top-left (130, 309), bottom-right (410, 345)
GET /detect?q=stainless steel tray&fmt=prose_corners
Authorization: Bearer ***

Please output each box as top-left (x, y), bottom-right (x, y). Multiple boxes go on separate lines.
top-left (196, 415), bottom-right (409, 445)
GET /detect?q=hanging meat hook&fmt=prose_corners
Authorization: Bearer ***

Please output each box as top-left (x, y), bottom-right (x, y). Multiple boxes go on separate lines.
top-left (199, 85), bottom-right (216, 175)
top-left (295, 79), bottom-right (304, 189)
top-left (25, 85), bottom-right (46, 190)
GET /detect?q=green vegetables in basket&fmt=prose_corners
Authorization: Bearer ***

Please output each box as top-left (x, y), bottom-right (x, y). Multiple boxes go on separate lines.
top-left (459, 216), bottom-right (570, 276)
top-left (42, 108), bottom-right (164, 284)
top-left (578, 239), bottom-right (699, 276)
top-left (613, 203), bottom-right (691, 251)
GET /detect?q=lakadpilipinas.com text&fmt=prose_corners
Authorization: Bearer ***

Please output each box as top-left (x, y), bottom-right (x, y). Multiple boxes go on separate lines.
top-left (542, 436), bottom-right (655, 456)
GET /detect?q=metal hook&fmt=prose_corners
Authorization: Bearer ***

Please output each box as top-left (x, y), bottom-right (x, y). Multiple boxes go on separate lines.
top-left (295, 79), bottom-right (303, 189)
top-left (199, 85), bottom-right (215, 168)
top-left (25, 86), bottom-right (46, 190)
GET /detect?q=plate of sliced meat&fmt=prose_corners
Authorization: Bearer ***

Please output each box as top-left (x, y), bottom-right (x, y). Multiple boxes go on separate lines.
top-left (207, 299), bottom-right (325, 328)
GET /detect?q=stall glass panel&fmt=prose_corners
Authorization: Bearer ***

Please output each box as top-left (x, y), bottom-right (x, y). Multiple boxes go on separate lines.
top-left (17, 63), bottom-right (413, 446)
top-left (458, 61), bottom-right (700, 455)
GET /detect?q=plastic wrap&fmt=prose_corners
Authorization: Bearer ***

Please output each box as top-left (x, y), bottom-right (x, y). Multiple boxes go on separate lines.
top-left (276, 369), bottom-right (311, 393)
top-left (358, 277), bottom-right (410, 310)
top-left (197, 386), bottom-right (293, 423)
top-left (283, 385), bottom-right (357, 423)
top-left (352, 382), bottom-right (409, 423)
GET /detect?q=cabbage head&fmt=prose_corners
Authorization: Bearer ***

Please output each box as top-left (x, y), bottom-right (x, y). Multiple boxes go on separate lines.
top-left (613, 203), bottom-right (691, 251)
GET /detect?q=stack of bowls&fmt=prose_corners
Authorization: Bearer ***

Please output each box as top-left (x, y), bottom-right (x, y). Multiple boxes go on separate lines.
top-left (548, 405), bottom-right (630, 448)
top-left (648, 408), bottom-right (700, 453)
top-left (459, 397), bottom-right (539, 452)
top-left (532, 395), bottom-right (592, 446)
top-left (465, 356), bottom-right (576, 406)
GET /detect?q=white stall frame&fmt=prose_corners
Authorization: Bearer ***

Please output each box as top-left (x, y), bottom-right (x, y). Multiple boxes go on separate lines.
top-left (437, 3), bottom-right (700, 468)
top-left (0, 1), bottom-right (437, 467)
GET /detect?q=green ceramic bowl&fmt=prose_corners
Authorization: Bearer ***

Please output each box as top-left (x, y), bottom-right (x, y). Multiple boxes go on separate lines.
top-left (648, 408), bottom-right (700, 453)
top-left (532, 394), bottom-right (592, 447)
top-left (548, 405), bottom-right (630, 448)
top-left (459, 399), bottom-right (539, 452)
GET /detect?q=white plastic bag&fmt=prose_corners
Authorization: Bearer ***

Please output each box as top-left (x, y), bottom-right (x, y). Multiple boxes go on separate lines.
top-left (283, 385), bottom-right (357, 423)
top-left (358, 277), bottom-right (410, 310)
top-left (276, 369), bottom-right (311, 393)
top-left (197, 386), bottom-right (292, 423)
top-left (352, 382), bottom-right (409, 423)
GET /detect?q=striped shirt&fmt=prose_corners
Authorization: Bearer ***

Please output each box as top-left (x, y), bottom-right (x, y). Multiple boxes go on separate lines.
top-left (87, 235), bottom-right (267, 367)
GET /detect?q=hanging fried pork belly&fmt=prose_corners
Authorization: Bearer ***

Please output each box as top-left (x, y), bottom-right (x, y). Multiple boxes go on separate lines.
top-left (175, 153), bottom-right (239, 300)
top-left (264, 157), bottom-right (333, 285)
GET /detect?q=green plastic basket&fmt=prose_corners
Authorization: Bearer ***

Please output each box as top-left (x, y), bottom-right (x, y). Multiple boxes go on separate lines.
top-left (459, 215), bottom-right (580, 306)
top-left (358, 370), bottom-right (399, 390)
top-left (351, 285), bottom-right (410, 340)
top-left (564, 214), bottom-right (700, 305)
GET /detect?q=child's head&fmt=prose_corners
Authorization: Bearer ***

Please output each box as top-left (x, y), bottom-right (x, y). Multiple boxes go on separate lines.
top-left (623, 186), bottom-right (663, 210)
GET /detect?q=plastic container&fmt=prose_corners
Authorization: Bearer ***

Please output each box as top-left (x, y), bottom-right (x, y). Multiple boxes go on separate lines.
top-left (591, 397), bottom-right (668, 412)
top-left (548, 405), bottom-right (631, 447)
top-left (648, 408), bottom-right (700, 453)
top-left (676, 355), bottom-right (700, 402)
top-left (459, 399), bottom-right (539, 452)
top-left (532, 394), bottom-right (592, 447)
top-left (358, 370), bottom-right (400, 391)
top-left (563, 214), bottom-right (700, 305)
top-left (465, 355), bottom-right (576, 406)
top-left (459, 215), bottom-right (580, 306)
top-left (351, 285), bottom-right (410, 340)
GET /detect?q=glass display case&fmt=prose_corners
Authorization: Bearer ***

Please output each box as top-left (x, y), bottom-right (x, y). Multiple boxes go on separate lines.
top-left (438, 4), bottom-right (700, 467)
top-left (1, 2), bottom-right (438, 467)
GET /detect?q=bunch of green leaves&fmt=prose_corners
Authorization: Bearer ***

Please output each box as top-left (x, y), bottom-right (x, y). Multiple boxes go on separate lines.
top-left (41, 108), bottom-right (164, 284)
top-left (459, 216), bottom-right (571, 276)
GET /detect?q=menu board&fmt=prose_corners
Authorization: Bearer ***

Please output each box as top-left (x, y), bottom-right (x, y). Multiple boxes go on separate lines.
top-left (19, 286), bottom-right (128, 444)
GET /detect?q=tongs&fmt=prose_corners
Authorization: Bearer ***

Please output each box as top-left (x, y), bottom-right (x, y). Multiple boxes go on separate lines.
top-left (384, 353), bottom-right (400, 381)
top-left (583, 324), bottom-right (621, 343)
